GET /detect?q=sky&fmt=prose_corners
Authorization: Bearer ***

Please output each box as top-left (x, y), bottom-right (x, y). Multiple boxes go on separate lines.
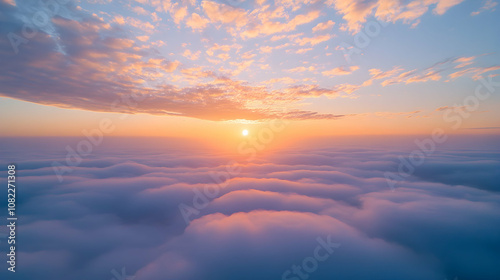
top-left (1, 1), bottom-right (500, 279)
top-left (0, 0), bottom-right (500, 143)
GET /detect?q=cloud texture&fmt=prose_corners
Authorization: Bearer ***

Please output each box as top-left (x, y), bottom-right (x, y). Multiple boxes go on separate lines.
top-left (0, 137), bottom-right (499, 280)
top-left (2, 1), bottom-right (498, 122)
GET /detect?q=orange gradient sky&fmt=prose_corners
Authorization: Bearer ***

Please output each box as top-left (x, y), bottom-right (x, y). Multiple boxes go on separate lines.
top-left (0, 0), bottom-right (499, 142)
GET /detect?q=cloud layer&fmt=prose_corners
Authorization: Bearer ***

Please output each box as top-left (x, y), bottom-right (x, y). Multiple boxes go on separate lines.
top-left (1, 136), bottom-right (499, 280)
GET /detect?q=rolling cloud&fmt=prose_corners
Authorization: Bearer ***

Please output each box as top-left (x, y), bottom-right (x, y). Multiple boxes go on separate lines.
top-left (1, 137), bottom-right (499, 280)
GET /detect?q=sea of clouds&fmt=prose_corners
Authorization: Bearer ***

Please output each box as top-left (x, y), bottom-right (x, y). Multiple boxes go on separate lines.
top-left (0, 136), bottom-right (499, 280)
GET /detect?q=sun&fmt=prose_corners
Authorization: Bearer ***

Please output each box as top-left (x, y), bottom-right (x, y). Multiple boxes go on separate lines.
top-left (242, 129), bottom-right (249, 136)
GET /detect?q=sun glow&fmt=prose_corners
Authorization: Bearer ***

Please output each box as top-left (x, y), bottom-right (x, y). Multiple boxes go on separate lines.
top-left (242, 129), bottom-right (249, 136)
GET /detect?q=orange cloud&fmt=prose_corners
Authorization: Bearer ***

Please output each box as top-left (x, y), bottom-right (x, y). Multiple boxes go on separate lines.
top-left (202, 1), bottom-right (248, 27)
top-left (172, 6), bottom-right (188, 24)
top-left (286, 66), bottom-right (315, 73)
top-left (471, 0), bottom-right (498, 16)
top-left (295, 34), bottom-right (333, 46)
top-left (296, 48), bottom-right (313, 54)
top-left (449, 66), bottom-right (500, 80)
top-left (434, 0), bottom-right (465, 15)
top-left (328, 0), bottom-right (466, 33)
top-left (182, 49), bottom-right (202, 60)
top-left (136, 35), bottom-right (150, 42)
top-left (312, 20), bottom-right (335, 32)
top-left (322, 66), bottom-right (359, 77)
top-left (241, 10), bottom-right (321, 38)
top-left (454, 56), bottom-right (476, 68)
top-left (186, 13), bottom-right (209, 30)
